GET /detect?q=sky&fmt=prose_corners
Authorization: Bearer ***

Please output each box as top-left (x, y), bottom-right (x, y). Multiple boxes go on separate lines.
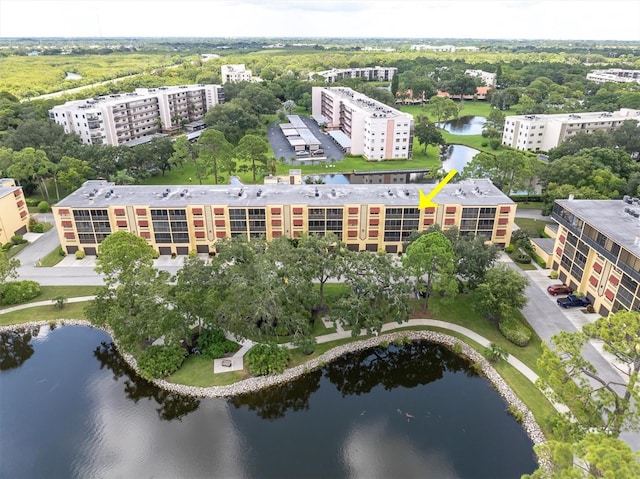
top-left (0, 0), bottom-right (639, 41)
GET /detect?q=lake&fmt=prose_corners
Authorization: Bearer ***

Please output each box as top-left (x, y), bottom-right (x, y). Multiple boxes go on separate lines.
top-left (441, 144), bottom-right (481, 173)
top-left (0, 325), bottom-right (537, 478)
top-left (437, 116), bottom-right (487, 135)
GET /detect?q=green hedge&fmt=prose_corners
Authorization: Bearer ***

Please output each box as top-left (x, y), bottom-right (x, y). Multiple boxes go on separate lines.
top-left (0, 281), bottom-right (41, 305)
top-left (514, 253), bottom-right (532, 264)
top-left (138, 344), bottom-right (186, 380)
top-left (498, 317), bottom-right (532, 347)
top-left (197, 327), bottom-right (237, 359)
top-left (245, 343), bottom-right (291, 376)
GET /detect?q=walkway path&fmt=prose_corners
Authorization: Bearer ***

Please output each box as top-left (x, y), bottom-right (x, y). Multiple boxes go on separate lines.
top-left (0, 296), bottom-right (96, 314)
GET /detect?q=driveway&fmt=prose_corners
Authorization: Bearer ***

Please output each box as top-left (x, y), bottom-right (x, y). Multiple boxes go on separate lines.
top-left (497, 254), bottom-right (640, 451)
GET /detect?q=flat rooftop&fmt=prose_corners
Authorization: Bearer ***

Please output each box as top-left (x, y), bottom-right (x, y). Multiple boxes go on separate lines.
top-left (555, 199), bottom-right (640, 256)
top-left (507, 109), bottom-right (640, 123)
top-left (0, 186), bottom-right (20, 200)
top-left (320, 87), bottom-right (410, 119)
top-left (57, 179), bottom-right (513, 209)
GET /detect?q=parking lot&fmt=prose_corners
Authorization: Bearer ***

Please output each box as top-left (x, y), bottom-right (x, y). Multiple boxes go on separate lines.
top-left (267, 115), bottom-right (345, 164)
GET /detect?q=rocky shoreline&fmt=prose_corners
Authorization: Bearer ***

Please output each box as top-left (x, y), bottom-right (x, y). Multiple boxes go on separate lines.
top-left (1, 319), bottom-right (549, 469)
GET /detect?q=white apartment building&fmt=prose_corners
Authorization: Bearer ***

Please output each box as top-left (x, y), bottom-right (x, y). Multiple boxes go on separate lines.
top-left (309, 66), bottom-right (397, 83)
top-left (464, 69), bottom-right (496, 87)
top-left (410, 44), bottom-right (479, 52)
top-left (502, 108), bottom-right (640, 152)
top-left (221, 64), bottom-right (253, 84)
top-left (312, 86), bottom-right (414, 160)
top-left (586, 69), bottom-right (640, 85)
top-left (49, 84), bottom-right (225, 147)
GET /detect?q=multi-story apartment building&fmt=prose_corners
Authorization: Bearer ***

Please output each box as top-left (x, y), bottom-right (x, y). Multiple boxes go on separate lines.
top-left (309, 66), bottom-right (397, 83)
top-left (49, 84), bottom-right (224, 146)
top-left (502, 109), bottom-right (640, 152)
top-left (586, 69), bottom-right (640, 85)
top-left (464, 69), bottom-right (496, 87)
top-left (220, 64), bottom-right (253, 84)
top-left (550, 197), bottom-right (640, 316)
top-left (52, 179), bottom-right (516, 256)
top-left (0, 178), bottom-right (29, 244)
top-left (311, 87), bottom-right (414, 160)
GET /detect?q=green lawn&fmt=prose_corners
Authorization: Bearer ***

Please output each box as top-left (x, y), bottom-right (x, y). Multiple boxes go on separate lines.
top-left (0, 285), bottom-right (97, 311)
top-left (6, 242), bottom-right (29, 258)
top-left (0, 302), bottom-right (87, 326)
top-left (514, 217), bottom-right (554, 238)
top-left (37, 246), bottom-right (67, 267)
top-left (167, 355), bottom-right (246, 387)
top-left (514, 202), bottom-right (544, 210)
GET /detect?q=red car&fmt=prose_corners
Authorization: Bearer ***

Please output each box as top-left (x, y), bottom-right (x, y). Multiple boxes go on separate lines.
top-left (547, 284), bottom-right (573, 296)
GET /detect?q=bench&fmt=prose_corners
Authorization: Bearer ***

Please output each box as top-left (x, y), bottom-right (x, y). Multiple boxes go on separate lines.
top-left (221, 359), bottom-right (232, 367)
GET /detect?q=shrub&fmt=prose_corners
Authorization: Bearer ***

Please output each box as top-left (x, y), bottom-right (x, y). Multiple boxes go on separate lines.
top-left (481, 141), bottom-right (489, 147)
top-left (451, 343), bottom-right (463, 355)
top-left (0, 280), bottom-right (41, 305)
top-left (26, 198), bottom-right (40, 207)
top-left (57, 247), bottom-right (66, 257)
top-left (489, 138), bottom-right (501, 150)
top-left (188, 249), bottom-right (197, 259)
top-left (295, 335), bottom-right (316, 355)
top-left (152, 249), bottom-right (160, 259)
top-left (11, 235), bottom-right (26, 245)
top-left (549, 270), bottom-right (559, 279)
top-left (504, 245), bottom-right (514, 253)
top-left (197, 327), bottom-right (237, 359)
top-left (1, 243), bottom-right (12, 251)
top-left (507, 404), bottom-right (525, 423)
top-left (484, 343), bottom-right (508, 362)
top-left (30, 223), bottom-right (45, 233)
top-left (534, 256), bottom-right (547, 268)
top-left (245, 343), bottom-right (291, 376)
top-left (514, 253), bottom-right (532, 264)
top-left (75, 250), bottom-right (85, 260)
top-left (498, 317), bottom-right (532, 347)
top-left (37, 201), bottom-right (50, 213)
top-left (137, 344), bottom-right (186, 380)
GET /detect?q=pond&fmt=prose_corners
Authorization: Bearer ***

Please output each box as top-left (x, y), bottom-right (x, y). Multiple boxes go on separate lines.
top-left (0, 326), bottom-right (537, 478)
top-left (437, 116), bottom-right (487, 135)
top-left (440, 144), bottom-right (481, 173)
top-left (65, 72), bottom-right (83, 80)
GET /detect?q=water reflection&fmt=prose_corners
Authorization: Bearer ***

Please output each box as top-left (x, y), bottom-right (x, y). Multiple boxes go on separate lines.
top-left (325, 342), bottom-right (473, 396)
top-left (230, 369), bottom-right (322, 420)
top-left (440, 145), bottom-right (480, 173)
top-left (93, 341), bottom-right (200, 421)
top-left (436, 116), bottom-right (487, 135)
top-left (0, 327), bottom-right (37, 371)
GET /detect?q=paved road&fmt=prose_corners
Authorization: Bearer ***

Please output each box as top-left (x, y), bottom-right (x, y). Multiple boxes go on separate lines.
top-left (515, 209), bottom-right (549, 220)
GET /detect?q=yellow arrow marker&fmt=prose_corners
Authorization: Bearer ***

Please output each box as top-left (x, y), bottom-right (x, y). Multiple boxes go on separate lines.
top-left (418, 169), bottom-right (458, 209)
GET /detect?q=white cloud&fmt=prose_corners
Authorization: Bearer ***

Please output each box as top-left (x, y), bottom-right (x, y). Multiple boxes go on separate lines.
top-left (0, 0), bottom-right (638, 40)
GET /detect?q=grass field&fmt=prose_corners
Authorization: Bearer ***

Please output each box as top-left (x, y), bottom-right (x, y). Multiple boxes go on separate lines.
top-left (0, 302), bottom-right (87, 326)
top-left (0, 53), bottom-right (184, 98)
top-left (514, 217), bottom-right (554, 238)
top-left (38, 246), bottom-right (66, 267)
top-left (0, 285), bottom-right (97, 311)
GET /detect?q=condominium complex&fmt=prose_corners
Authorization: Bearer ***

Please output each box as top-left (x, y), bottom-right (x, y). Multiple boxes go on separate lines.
top-left (311, 86), bottom-right (414, 160)
top-left (309, 66), bottom-right (397, 83)
top-left (550, 197), bottom-right (640, 317)
top-left (502, 108), bottom-right (640, 152)
top-left (52, 179), bottom-right (516, 256)
top-left (0, 178), bottom-right (29, 244)
top-left (586, 69), bottom-right (640, 85)
top-left (49, 84), bottom-right (224, 147)
top-left (410, 44), bottom-right (479, 52)
top-left (220, 64), bottom-right (253, 84)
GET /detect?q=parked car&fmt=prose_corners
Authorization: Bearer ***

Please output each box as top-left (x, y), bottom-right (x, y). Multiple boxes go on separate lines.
top-left (557, 294), bottom-right (591, 308)
top-left (547, 284), bottom-right (573, 296)
top-left (312, 149), bottom-right (324, 156)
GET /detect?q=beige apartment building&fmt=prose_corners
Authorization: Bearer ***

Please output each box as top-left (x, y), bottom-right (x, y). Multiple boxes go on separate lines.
top-left (52, 179), bottom-right (516, 256)
top-left (502, 109), bottom-right (640, 152)
top-left (0, 178), bottom-right (29, 244)
top-left (550, 197), bottom-right (640, 316)
top-left (312, 86), bottom-right (414, 160)
top-left (220, 64), bottom-right (254, 84)
top-left (49, 84), bottom-right (224, 146)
